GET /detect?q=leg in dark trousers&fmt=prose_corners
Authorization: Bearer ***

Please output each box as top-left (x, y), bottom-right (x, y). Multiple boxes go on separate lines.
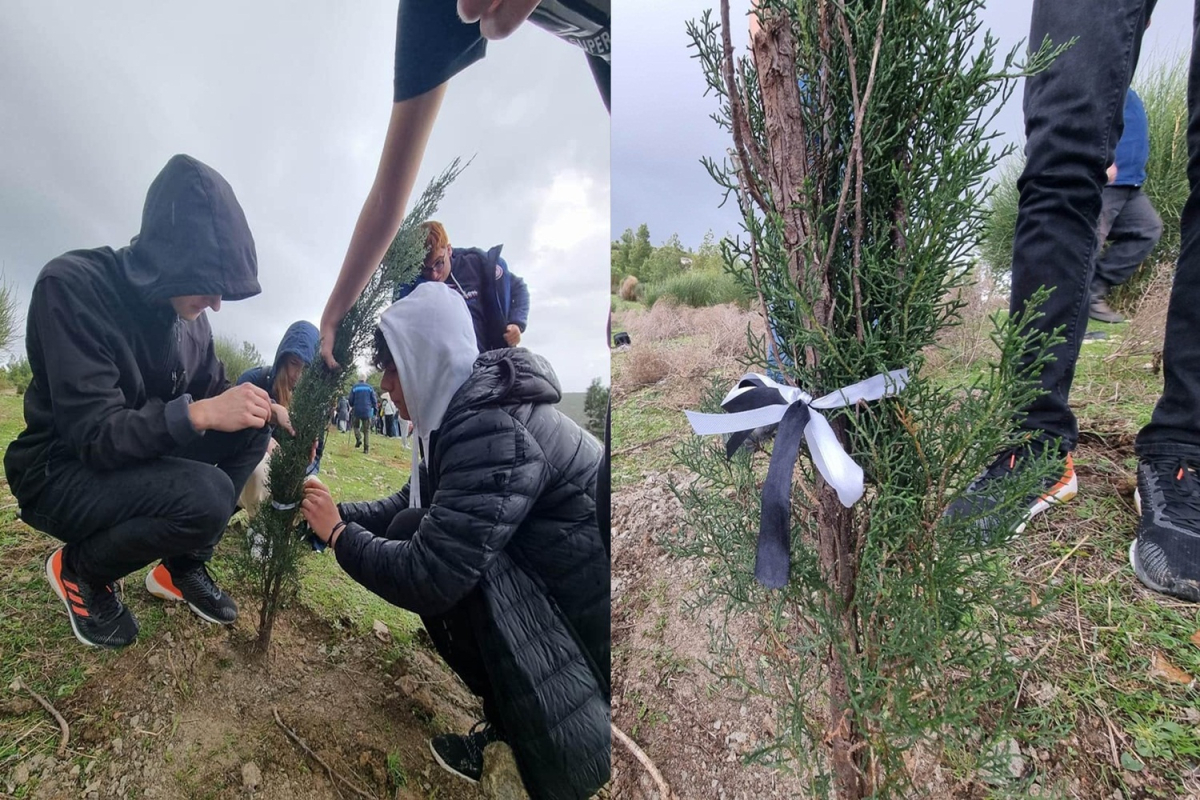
top-left (354, 416), bottom-right (371, 453)
top-left (384, 507), bottom-right (503, 733)
top-left (1093, 185), bottom-right (1164, 296)
top-left (22, 425), bottom-right (271, 586)
top-left (1012, 0), bottom-right (1157, 450)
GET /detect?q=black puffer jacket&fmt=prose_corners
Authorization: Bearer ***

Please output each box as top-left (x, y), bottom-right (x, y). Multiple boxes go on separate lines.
top-left (4, 154), bottom-right (260, 506)
top-left (334, 349), bottom-right (609, 800)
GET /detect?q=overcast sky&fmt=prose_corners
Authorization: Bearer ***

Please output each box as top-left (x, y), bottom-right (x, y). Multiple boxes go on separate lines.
top-left (612, 0), bottom-right (1192, 250)
top-left (0, 1), bottom-right (610, 392)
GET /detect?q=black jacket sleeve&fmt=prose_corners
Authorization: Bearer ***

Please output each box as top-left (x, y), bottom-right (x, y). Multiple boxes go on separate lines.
top-left (333, 409), bottom-right (547, 617)
top-left (32, 276), bottom-right (201, 471)
top-left (184, 320), bottom-right (229, 400)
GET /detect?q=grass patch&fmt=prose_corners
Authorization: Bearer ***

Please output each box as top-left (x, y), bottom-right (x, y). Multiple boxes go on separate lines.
top-left (641, 270), bottom-right (750, 309)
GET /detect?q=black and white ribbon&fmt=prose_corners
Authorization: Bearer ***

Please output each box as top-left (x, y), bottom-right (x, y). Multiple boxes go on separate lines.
top-left (685, 370), bottom-right (908, 588)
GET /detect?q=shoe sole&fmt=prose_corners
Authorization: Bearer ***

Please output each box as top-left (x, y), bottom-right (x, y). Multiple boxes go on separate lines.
top-left (144, 567), bottom-right (234, 626)
top-left (45, 551), bottom-right (132, 649)
top-left (1013, 467), bottom-right (1079, 535)
top-left (429, 741), bottom-right (480, 785)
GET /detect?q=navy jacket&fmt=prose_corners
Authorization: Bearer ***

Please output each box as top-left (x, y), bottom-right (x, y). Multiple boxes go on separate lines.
top-left (350, 381), bottom-right (377, 419)
top-left (4, 155), bottom-right (259, 506)
top-left (236, 321), bottom-right (319, 400)
top-left (1113, 88), bottom-right (1150, 188)
top-left (395, 245), bottom-right (530, 352)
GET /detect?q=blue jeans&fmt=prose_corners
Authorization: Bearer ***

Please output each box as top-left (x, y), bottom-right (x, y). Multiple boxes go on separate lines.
top-left (1013, 0), bottom-right (1200, 459)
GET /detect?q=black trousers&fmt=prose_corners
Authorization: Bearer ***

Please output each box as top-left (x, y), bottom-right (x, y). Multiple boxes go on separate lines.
top-left (382, 508), bottom-right (502, 732)
top-left (1013, 0), bottom-right (1200, 460)
top-left (21, 426), bottom-right (270, 586)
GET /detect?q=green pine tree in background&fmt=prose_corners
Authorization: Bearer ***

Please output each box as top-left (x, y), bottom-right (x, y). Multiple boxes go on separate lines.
top-left (245, 160), bottom-right (464, 654)
top-left (584, 377), bottom-right (609, 440)
top-left (676, 3), bottom-right (1065, 797)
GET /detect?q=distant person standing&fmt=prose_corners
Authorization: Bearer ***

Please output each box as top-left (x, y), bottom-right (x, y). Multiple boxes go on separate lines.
top-left (350, 379), bottom-right (377, 454)
top-left (1090, 87), bottom-right (1164, 323)
top-left (336, 394), bottom-right (350, 433)
top-left (381, 392), bottom-right (399, 438)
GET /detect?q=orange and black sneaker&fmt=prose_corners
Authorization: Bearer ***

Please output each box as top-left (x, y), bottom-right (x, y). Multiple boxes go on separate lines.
top-left (944, 444), bottom-right (1078, 543)
top-left (44, 547), bottom-right (139, 649)
top-left (145, 561), bottom-right (238, 624)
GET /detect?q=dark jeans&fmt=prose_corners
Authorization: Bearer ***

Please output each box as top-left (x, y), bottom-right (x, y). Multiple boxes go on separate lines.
top-left (22, 425), bottom-right (271, 586)
top-left (1093, 185), bottom-right (1164, 293)
top-left (381, 508), bottom-right (501, 732)
top-left (1013, 0), bottom-right (1200, 457)
top-left (353, 416), bottom-right (371, 451)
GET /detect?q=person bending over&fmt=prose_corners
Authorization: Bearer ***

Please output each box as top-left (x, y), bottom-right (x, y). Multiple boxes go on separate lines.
top-left (394, 220), bottom-right (530, 352)
top-left (301, 282), bottom-right (609, 798)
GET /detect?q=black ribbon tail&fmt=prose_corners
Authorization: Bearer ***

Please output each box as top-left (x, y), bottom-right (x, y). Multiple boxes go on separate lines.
top-left (722, 385), bottom-right (789, 460)
top-left (755, 401), bottom-right (809, 589)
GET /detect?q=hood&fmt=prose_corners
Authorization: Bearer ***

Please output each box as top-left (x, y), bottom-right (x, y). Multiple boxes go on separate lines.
top-left (379, 283), bottom-right (477, 507)
top-left (447, 348), bottom-right (562, 416)
top-left (120, 154), bottom-right (261, 304)
top-left (271, 320), bottom-right (319, 376)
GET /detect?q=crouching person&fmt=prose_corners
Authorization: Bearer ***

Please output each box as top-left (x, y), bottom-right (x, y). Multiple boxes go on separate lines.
top-left (3, 154), bottom-right (277, 649)
top-left (300, 283), bottom-right (610, 799)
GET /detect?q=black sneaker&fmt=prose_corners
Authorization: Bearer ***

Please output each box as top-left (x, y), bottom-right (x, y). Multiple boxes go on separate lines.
top-left (145, 561), bottom-right (238, 624)
top-left (45, 547), bottom-right (139, 649)
top-left (429, 721), bottom-right (503, 784)
top-left (1130, 458), bottom-right (1200, 602)
top-left (944, 445), bottom-right (1078, 542)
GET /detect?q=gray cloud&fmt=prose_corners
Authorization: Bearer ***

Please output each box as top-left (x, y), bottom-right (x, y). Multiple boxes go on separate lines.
top-left (0, 0), bottom-right (610, 391)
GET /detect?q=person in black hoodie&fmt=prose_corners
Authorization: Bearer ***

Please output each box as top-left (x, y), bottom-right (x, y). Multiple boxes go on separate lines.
top-left (3, 154), bottom-right (280, 649)
top-left (300, 283), bottom-right (609, 799)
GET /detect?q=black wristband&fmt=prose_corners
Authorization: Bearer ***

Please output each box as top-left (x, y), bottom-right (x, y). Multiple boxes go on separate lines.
top-left (329, 520), bottom-right (348, 547)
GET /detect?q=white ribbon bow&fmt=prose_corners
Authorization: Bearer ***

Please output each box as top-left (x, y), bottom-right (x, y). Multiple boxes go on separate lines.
top-left (686, 369), bottom-right (907, 506)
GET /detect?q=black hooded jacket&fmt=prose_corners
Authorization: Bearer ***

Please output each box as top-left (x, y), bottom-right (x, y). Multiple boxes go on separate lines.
top-left (334, 348), bottom-right (609, 800)
top-left (3, 155), bottom-right (260, 506)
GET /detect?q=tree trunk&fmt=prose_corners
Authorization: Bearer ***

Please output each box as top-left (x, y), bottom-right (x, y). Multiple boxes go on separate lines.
top-left (817, 480), bottom-right (866, 800)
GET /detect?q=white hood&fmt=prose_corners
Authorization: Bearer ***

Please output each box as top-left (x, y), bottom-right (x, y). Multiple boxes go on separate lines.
top-left (378, 282), bottom-right (477, 507)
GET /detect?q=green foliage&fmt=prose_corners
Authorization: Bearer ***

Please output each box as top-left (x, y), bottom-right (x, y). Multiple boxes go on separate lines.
top-left (980, 56), bottom-right (1188, 305)
top-left (0, 273), bottom-right (19, 354)
top-left (686, 2), bottom-right (1065, 796)
top-left (247, 159), bottom-right (465, 652)
top-left (2, 358), bottom-right (32, 395)
top-left (386, 751), bottom-right (409, 790)
top-left (641, 269), bottom-right (750, 309)
top-left (213, 336), bottom-right (265, 384)
top-left (583, 377), bottom-right (609, 439)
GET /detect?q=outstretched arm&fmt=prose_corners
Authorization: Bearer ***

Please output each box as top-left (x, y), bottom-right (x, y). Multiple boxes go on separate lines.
top-left (320, 85), bottom-right (448, 367)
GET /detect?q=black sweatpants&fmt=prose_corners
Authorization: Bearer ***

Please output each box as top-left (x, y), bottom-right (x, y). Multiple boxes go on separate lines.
top-left (21, 425), bottom-right (270, 586)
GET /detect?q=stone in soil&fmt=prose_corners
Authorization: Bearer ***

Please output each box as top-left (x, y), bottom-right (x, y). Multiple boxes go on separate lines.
top-left (242, 761), bottom-right (262, 790)
top-left (480, 742), bottom-right (530, 800)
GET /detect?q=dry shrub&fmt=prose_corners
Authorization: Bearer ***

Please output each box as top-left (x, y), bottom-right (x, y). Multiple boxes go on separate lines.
top-left (924, 272), bottom-right (1006, 375)
top-left (613, 301), bottom-right (771, 395)
top-left (619, 275), bottom-right (639, 301)
top-left (1105, 262), bottom-right (1172, 365)
top-left (620, 343), bottom-right (672, 389)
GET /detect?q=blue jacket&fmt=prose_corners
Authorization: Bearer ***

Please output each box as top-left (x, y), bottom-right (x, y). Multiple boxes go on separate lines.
top-left (236, 320), bottom-right (319, 400)
top-left (395, 245), bottom-right (530, 352)
top-left (1113, 88), bottom-right (1149, 188)
top-left (350, 381), bottom-right (377, 419)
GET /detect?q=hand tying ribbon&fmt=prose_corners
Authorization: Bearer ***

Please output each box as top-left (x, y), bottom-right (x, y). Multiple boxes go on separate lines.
top-left (685, 369), bottom-right (908, 588)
